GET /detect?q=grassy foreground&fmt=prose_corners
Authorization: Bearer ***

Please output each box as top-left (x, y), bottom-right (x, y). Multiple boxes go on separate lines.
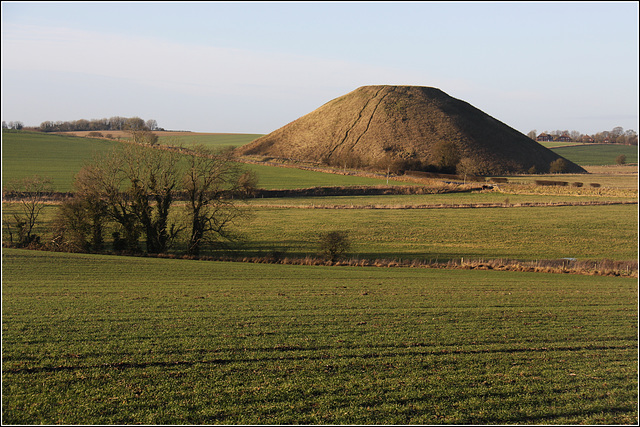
top-left (2, 249), bottom-right (637, 424)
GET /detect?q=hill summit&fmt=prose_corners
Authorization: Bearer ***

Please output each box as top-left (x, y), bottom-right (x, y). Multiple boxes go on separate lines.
top-left (236, 85), bottom-right (586, 175)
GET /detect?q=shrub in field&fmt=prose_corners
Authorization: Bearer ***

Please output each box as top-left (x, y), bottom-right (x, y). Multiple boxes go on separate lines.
top-left (534, 180), bottom-right (569, 187)
top-left (549, 158), bottom-right (568, 173)
top-left (319, 230), bottom-right (351, 263)
top-left (52, 195), bottom-right (108, 252)
top-left (616, 154), bottom-right (627, 165)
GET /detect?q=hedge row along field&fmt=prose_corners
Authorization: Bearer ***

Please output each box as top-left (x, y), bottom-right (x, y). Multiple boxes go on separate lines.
top-left (2, 249), bottom-right (637, 425)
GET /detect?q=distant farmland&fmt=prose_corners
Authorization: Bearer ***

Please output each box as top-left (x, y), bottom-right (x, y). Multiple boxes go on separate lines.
top-left (550, 144), bottom-right (638, 165)
top-left (1, 130), bottom-right (394, 192)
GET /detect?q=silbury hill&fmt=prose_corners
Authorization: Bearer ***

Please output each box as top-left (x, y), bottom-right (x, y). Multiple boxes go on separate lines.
top-left (236, 85), bottom-right (586, 175)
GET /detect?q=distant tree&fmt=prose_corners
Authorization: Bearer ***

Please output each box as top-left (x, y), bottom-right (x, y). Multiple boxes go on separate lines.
top-left (2, 121), bottom-right (7, 129)
top-left (549, 158), bottom-right (568, 173)
top-left (616, 154), bottom-right (627, 165)
top-left (124, 117), bottom-right (147, 131)
top-left (237, 170), bottom-right (259, 197)
top-left (4, 175), bottom-right (54, 247)
top-left (456, 157), bottom-right (483, 182)
top-left (527, 130), bottom-right (537, 139)
top-left (569, 130), bottom-right (582, 141)
top-left (129, 129), bottom-right (159, 145)
top-left (611, 126), bottom-right (624, 138)
top-left (146, 119), bottom-right (158, 131)
top-left (108, 116), bottom-right (127, 131)
top-left (432, 141), bottom-right (460, 174)
top-left (319, 230), bottom-right (351, 263)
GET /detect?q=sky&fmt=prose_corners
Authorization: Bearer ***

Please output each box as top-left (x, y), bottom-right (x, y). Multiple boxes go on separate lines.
top-left (2, 1), bottom-right (638, 134)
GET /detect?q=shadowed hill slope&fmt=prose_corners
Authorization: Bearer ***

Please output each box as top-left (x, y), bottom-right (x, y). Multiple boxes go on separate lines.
top-left (236, 85), bottom-right (586, 175)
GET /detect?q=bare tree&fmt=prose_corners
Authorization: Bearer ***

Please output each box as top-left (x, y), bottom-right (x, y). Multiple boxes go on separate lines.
top-left (4, 175), bottom-right (53, 246)
top-left (182, 146), bottom-right (247, 256)
top-left (74, 145), bottom-right (182, 253)
top-left (456, 157), bottom-right (483, 183)
top-left (123, 145), bottom-right (183, 253)
top-left (74, 151), bottom-right (142, 252)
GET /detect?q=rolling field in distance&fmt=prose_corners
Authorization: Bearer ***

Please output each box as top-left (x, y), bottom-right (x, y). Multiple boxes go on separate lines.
top-left (1, 131), bottom-right (120, 191)
top-left (3, 130), bottom-right (638, 191)
top-left (3, 202), bottom-right (636, 262)
top-left (1, 130), bottom-right (396, 191)
top-left (158, 132), bottom-right (263, 148)
top-left (2, 249), bottom-right (637, 425)
top-left (550, 144), bottom-right (637, 166)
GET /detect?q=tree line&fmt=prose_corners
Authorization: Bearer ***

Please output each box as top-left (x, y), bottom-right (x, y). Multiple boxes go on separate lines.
top-left (527, 126), bottom-right (638, 145)
top-left (3, 144), bottom-right (259, 257)
top-left (35, 116), bottom-right (161, 133)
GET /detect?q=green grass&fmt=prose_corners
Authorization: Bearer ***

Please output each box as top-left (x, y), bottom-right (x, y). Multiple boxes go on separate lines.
top-left (242, 163), bottom-right (394, 189)
top-left (1, 130), bottom-right (396, 191)
top-left (239, 204), bottom-right (637, 261)
top-left (2, 248), bottom-right (637, 424)
top-left (550, 144), bottom-right (638, 166)
top-left (503, 171), bottom-right (638, 190)
top-left (5, 202), bottom-right (636, 262)
top-left (1, 130), bottom-right (120, 191)
top-left (537, 141), bottom-right (585, 149)
top-left (244, 191), bottom-right (636, 207)
top-left (158, 133), bottom-right (262, 149)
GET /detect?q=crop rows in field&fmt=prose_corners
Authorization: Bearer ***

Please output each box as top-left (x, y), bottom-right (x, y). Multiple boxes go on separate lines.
top-left (2, 249), bottom-right (637, 424)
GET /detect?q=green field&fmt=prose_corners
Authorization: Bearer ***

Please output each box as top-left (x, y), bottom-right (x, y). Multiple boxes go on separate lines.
top-left (1, 130), bottom-right (395, 191)
top-left (2, 128), bottom-right (638, 424)
top-left (3, 201), bottom-right (636, 263)
top-left (1, 130), bottom-right (120, 191)
top-left (550, 144), bottom-right (638, 166)
top-left (2, 249), bottom-right (637, 425)
top-left (239, 204), bottom-right (637, 261)
top-left (158, 133), bottom-right (262, 148)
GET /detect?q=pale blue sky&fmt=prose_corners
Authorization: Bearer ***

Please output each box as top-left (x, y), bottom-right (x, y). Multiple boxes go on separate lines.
top-left (2, 1), bottom-right (638, 134)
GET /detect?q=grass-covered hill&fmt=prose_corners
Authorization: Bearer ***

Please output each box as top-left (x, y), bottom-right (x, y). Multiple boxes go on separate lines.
top-left (236, 85), bottom-right (587, 175)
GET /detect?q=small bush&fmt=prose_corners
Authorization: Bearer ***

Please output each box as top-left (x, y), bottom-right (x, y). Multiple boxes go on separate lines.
top-left (616, 154), bottom-right (627, 165)
top-left (535, 180), bottom-right (568, 187)
top-left (549, 158), bottom-right (568, 173)
top-left (319, 230), bottom-right (351, 263)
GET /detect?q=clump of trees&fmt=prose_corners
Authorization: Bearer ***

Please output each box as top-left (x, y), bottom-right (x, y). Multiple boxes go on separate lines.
top-left (5, 144), bottom-right (257, 256)
top-left (528, 127), bottom-right (637, 145)
top-left (2, 121), bottom-right (24, 130)
top-left (38, 116), bottom-right (161, 133)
